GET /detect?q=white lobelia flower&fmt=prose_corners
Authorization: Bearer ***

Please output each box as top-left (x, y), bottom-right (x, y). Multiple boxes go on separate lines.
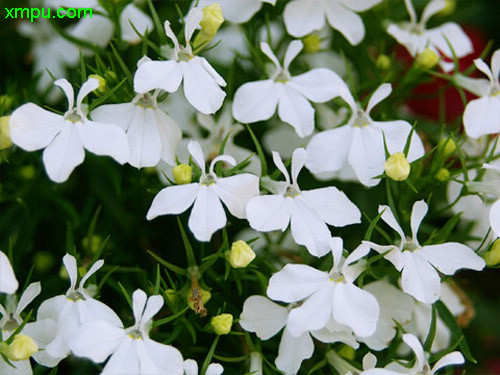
top-left (361, 333), bottom-right (464, 375)
top-left (472, 163), bottom-right (500, 238)
top-left (147, 140), bottom-right (260, 242)
top-left (305, 83), bottom-right (425, 187)
top-left (23, 254), bottom-right (122, 366)
top-left (283, 0), bottom-right (382, 45)
top-left (183, 359), bottom-right (223, 375)
top-left (364, 200), bottom-right (485, 304)
top-left (455, 49), bottom-right (500, 139)
top-left (232, 40), bottom-right (345, 138)
top-left (0, 251), bottom-right (18, 295)
top-left (240, 295), bottom-right (358, 375)
top-left (387, 0), bottom-right (472, 72)
top-left (267, 238), bottom-right (379, 338)
top-left (196, 0), bottom-right (276, 24)
top-left (71, 289), bottom-right (184, 375)
top-left (246, 148), bottom-right (360, 257)
top-left (9, 77), bottom-right (128, 183)
top-left (134, 8), bottom-right (227, 115)
top-left (91, 63), bottom-right (182, 169)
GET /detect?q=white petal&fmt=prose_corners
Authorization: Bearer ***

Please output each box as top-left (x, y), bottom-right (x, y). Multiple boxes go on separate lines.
top-left (364, 241), bottom-right (402, 270)
top-left (421, 0), bottom-right (446, 24)
top-left (102, 338), bottom-right (140, 375)
top-left (214, 174), bottom-right (259, 219)
top-left (387, 23), bottom-right (423, 57)
top-left (201, 0), bottom-right (263, 23)
top-left (246, 195), bottom-right (293, 232)
top-left (91, 103), bottom-right (137, 132)
top-left (232, 80), bottom-right (279, 123)
top-left (275, 328), bottom-right (314, 374)
top-left (0, 251), bottom-right (18, 294)
top-left (139, 338), bottom-right (184, 375)
top-left (132, 289), bottom-right (148, 324)
top-left (332, 283), bottom-right (379, 337)
top-left (16, 282), bottom-right (41, 316)
top-left (431, 352), bottom-right (464, 374)
top-left (420, 243), bottom-right (485, 275)
top-left (410, 200), bottom-right (428, 245)
top-left (63, 253), bottom-right (78, 291)
top-left (120, 4), bottom-right (153, 44)
top-left (146, 183), bottom-right (199, 220)
top-left (209, 155), bottom-right (237, 176)
top-left (378, 205), bottom-right (405, 242)
top-left (183, 58), bottom-right (226, 114)
top-left (126, 107), bottom-right (162, 168)
top-left (324, 1), bottom-right (365, 45)
top-left (77, 78), bottom-right (99, 110)
top-left (474, 57), bottom-right (494, 82)
top-left (272, 150), bottom-right (291, 184)
top-left (401, 251), bottom-right (441, 304)
top-left (305, 126), bottom-right (352, 175)
top-left (79, 259), bottom-right (104, 289)
top-left (283, 40), bottom-right (304, 72)
top-left (366, 84), bottom-right (392, 114)
top-left (290, 68), bottom-right (345, 103)
top-left (492, 49), bottom-right (500, 83)
top-left (154, 109), bottom-right (182, 166)
top-left (239, 295), bottom-right (288, 340)
top-left (300, 186), bottom-right (361, 227)
top-left (77, 298), bottom-right (123, 327)
top-left (278, 84), bottom-right (315, 137)
top-left (188, 185), bottom-right (226, 241)
top-left (342, 244), bottom-right (370, 280)
top-left (68, 15), bottom-right (114, 48)
top-left (24, 318), bottom-right (63, 367)
top-left (260, 42), bottom-right (281, 70)
top-left (184, 7), bottom-right (203, 44)
top-left (490, 199), bottom-right (500, 237)
top-left (287, 283), bottom-right (334, 336)
top-left (426, 23), bottom-right (473, 59)
top-left (291, 148), bottom-right (307, 185)
top-left (454, 74), bottom-right (491, 97)
top-left (372, 119), bottom-right (425, 162)
top-left (402, 333), bottom-right (425, 372)
top-left (183, 359), bottom-right (198, 375)
top-left (267, 263), bottom-right (328, 303)
top-left (134, 60), bottom-right (183, 94)
top-left (54, 78), bottom-right (75, 110)
top-left (9, 103), bottom-right (65, 151)
top-left (188, 140), bottom-right (206, 171)
top-left (206, 363), bottom-right (224, 375)
top-left (201, 57), bottom-right (227, 87)
top-left (76, 120), bottom-right (128, 164)
top-left (463, 96), bottom-right (500, 139)
top-left (339, 0), bottom-right (381, 12)
top-left (140, 295), bottom-right (163, 326)
top-left (283, 0), bottom-right (325, 38)
top-left (348, 126), bottom-right (385, 187)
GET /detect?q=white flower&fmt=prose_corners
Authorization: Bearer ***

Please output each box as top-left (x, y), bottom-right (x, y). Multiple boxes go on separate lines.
top-left (305, 83), bottom-right (425, 187)
top-left (364, 200), bottom-right (485, 304)
top-left (267, 238), bottom-right (379, 337)
top-left (9, 77), bottom-right (129, 183)
top-left (23, 254), bottom-right (122, 366)
top-left (455, 49), bottom-right (500, 139)
top-left (71, 289), bottom-right (184, 375)
top-left (91, 74), bottom-right (182, 168)
top-left (134, 8), bottom-right (227, 114)
top-left (196, 0), bottom-right (276, 24)
top-left (470, 162), bottom-right (500, 238)
top-left (232, 40), bottom-right (345, 138)
top-left (147, 141), bottom-right (260, 242)
top-left (246, 148), bottom-right (360, 257)
top-left (361, 333), bottom-right (464, 375)
top-left (0, 251), bottom-right (18, 295)
top-left (283, 0), bottom-right (382, 45)
top-left (387, 0), bottom-right (472, 72)
top-left (183, 359), bottom-right (223, 375)
top-left (240, 295), bottom-right (357, 375)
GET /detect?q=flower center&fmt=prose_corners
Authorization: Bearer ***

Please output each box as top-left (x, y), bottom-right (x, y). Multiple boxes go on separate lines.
top-left (135, 93), bottom-right (156, 108)
top-left (3, 314), bottom-right (19, 332)
top-left (274, 70), bottom-right (290, 83)
top-left (201, 174), bottom-right (216, 186)
top-left (353, 110), bottom-right (370, 127)
top-left (65, 109), bottom-right (82, 123)
top-left (284, 185), bottom-right (299, 198)
top-left (402, 240), bottom-right (419, 252)
top-left (410, 23), bottom-right (425, 35)
top-left (127, 328), bottom-right (143, 340)
top-left (178, 48), bottom-right (193, 62)
top-left (67, 291), bottom-right (85, 301)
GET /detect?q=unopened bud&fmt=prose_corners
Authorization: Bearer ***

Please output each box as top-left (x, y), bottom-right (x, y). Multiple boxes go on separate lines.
top-left (7, 334), bottom-right (38, 361)
top-left (438, 138), bottom-right (456, 157)
top-left (165, 289), bottom-right (176, 305)
top-left (415, 48), bottom-right (439, 70)
top-left (19, 165), bottom-right (36, 180)
top-left (484, 239), bottom-right (500, 266)
top-left (376, 54), bottom-right (391, 70)
top-left (0, 95), bottom-right (14, 112)
top-left (302, 33), bottom-right (321, 54)
top-left (211, 313), bottom-right (233, 335)
top-left (0, 116), bottom-right (13, 149)
top-left (435, 168), bottom-right (450, 182)
top-left (385, 152), bottom-right (410, 181)
top-left (229, 240), bottom-right (255, 268)
top-left (88, 74), bottom-right (106, 96)
top-left (173, 164), bottom-right (193, 184)
top-left (437, 0), bottom-right (456, 16)
top-left (193, 3), bottom-right (224, 49)
top-left (338, 345), bottom-right (355, 360)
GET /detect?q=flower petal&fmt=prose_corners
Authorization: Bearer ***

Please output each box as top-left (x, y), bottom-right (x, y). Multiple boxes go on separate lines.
top-left (339, 0), bottom-right (381, 12)
top-left (410, 200), bottom-right (428, 245)
top-left (155, 109), bottom-right (182, 166)
top-left (15, 282), bottom-right (41, 316)
top-left (290, 68), bottom-right (345, 103)
top-left (348, 126), bottom-right (385, 187)
top-left (120, 4), bottom-right (153, 44)
top-left (420, 243), bottom-right (485, 275)
top-left (378, 205), bottom-right (405, 242)
top-left (0, 251), bottom-right (18, 294)
top-left (401, 251), bottom-right (441, 304)
top-left (421, 0), bottom-right (446, 24)
top-left (490, 199), bottom-right (500, 237)
top-left (402, 333), bottom-right (425, 372)
top-left (76, 121), bottom-right (129, 164)
top-left (146, 183), bottom-right (199, 220)
top-left (283, 0), bottom-right (325, 38)
top-left (206, 363), bottom-right (224, 375)
top-left (239, 295), bottom-right (288, 340)
top-left (275, 328), bottom-right (314, 374)
top-left (140, 295), bottom-right (163, 326)
top-left (463, 96), bottom-right (500, 139)
top-left (283, 40), bottom-right (304, 72)
top-left (140, 338), bottom-right (184, 375)
top-left (91, 103), bottom-right (137, 132)
top-left (246, 195), bottom-right (293, 232)
top-left (134, 60), bottom-right (183, 94)
top-left (372, 119), bottom-right (425, 162)
top-left (232, 80), bottom-right (279, 124)
top-left (214, 174), bottom-right (260, 219)
top-left (188, 185), bottom-right (226, 241)
top-left (102, 338), bottom-right (140, 375)
top-left (278, 84), bottom-right (315, 137)
top-left (366, 84), bottom-right (392, 114)
top-left (305, 126), bottom-right (352, 175)
top-left (125, 107), bottom-right (162, 168)
top-left (426, 23), bottom-right (472, 59)
top-left (431, 351), bottom-right (464, 374)
top-left (324, 1), bottom-right (365, 45)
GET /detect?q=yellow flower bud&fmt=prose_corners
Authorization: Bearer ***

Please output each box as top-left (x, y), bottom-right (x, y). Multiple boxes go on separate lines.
top-left (0, 116), bottom-right (13, 149)
top-left (384, 152), bottom-right (410, 181)
top-left (211, 313), bottom-right (233, 335)
top-left (437, 0), bottom-right (456, 16)
top-left (376, 54), bottom-right (391, 70)
top-left (88, 74), bottom-right (107, 96)
top-left (484, 239), bottom-right (500, 266)
top-left (229, 240), bottom-right (255, 268)
top-left (302, 34), bottom-right (322, 54)
top-left (438, 138), bottom-right (456, 157)
top-left (338, 345), bottom-right (355, 360)
top-left (7, 334), bottom-right (38, 361)
top-left (415, 48), bottom-right (439, 70)
top-left (435, 168), bottom-right (450, 182)
top-left (173, 164), bottom-right (193, 185)
top-left (193, 3), bottom-right (224, 49)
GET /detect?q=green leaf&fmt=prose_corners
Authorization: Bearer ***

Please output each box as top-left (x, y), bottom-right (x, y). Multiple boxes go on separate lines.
top-left (423, 304), bottom-right (437, 352)
top-left (201, 336), bottom-right (220, 375)
top-left (245, 124), bottom-right (267, 177)
top-left (147, 250), bottom-right (187, 275)
top-left (177, 217), bottom-right (196, 267)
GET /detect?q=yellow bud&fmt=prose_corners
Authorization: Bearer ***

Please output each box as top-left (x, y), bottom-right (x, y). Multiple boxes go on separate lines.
top-left (437, 0), bottom-right (456, 16)
top-left (484, 239), bottom-right (500, 266)
top-left (376, 54), bottom-right (391, 70)
top-left (88, 74), bottom-right (107, 96)
top-left (193, 3), bottom-right (224, 49)
top-left (187, 288), bottom-right (211, 310)
top-left (435, 168), bottom-right (450, 182)
top-left (211, 313), bottom-right (233, 335)
top-left (0, 116), bottom-right (13, 149)
top-left (7, 335), bottom-right (38, 361)
top-left (415, 48), bottom-right (439, 70)
top-left (302, 34), bottom-right (322, 54)
top-left (173, 164), bottom-right (193, 185)
top-left (385, 152), bottom-right (410, 181)
top-left (229, 240), bottom-right (255, 268)
top-left (19, 165), bottom-right (36, 180)
top-left (438, 138), bottom-right (456, 157)
top-left (337, 345), bottom-right (355, 361)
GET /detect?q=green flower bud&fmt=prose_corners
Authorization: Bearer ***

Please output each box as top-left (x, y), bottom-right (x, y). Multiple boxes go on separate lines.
top-left (302, 33), bottom-right (321, 54)
top-left (385, 152), bottom-right (410, 181)
top-left (0, 116), bottom-right (13, 149)
top-left (211, 313), bottom-right (233, 335)
top-left (88, 74), bottom-right (107, 96)
top-left (7, 334), bottom-right (38, 361)
top-left (437, 0), bottom-right (456, 16)
top-left (19, 165), bottom-right (36, 180)
top-left (415, 48), bottom-right (439, 70)
top-left (376, 54), bottom-right (391, 70)
top-left (438, 138), bottom-right (456, 157)
top-left (173, 164), bottom-right (193, 185)
top-left (229, 240), bottom-right (255, 268)
top-left (484, 239), bottom-right (500, 266)
top-left (0, 95), bottom-right (14, 112)
top-left (435, 168), bottom-right (450, 182)
top-left (193, 3), bottom-right (224, 49)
